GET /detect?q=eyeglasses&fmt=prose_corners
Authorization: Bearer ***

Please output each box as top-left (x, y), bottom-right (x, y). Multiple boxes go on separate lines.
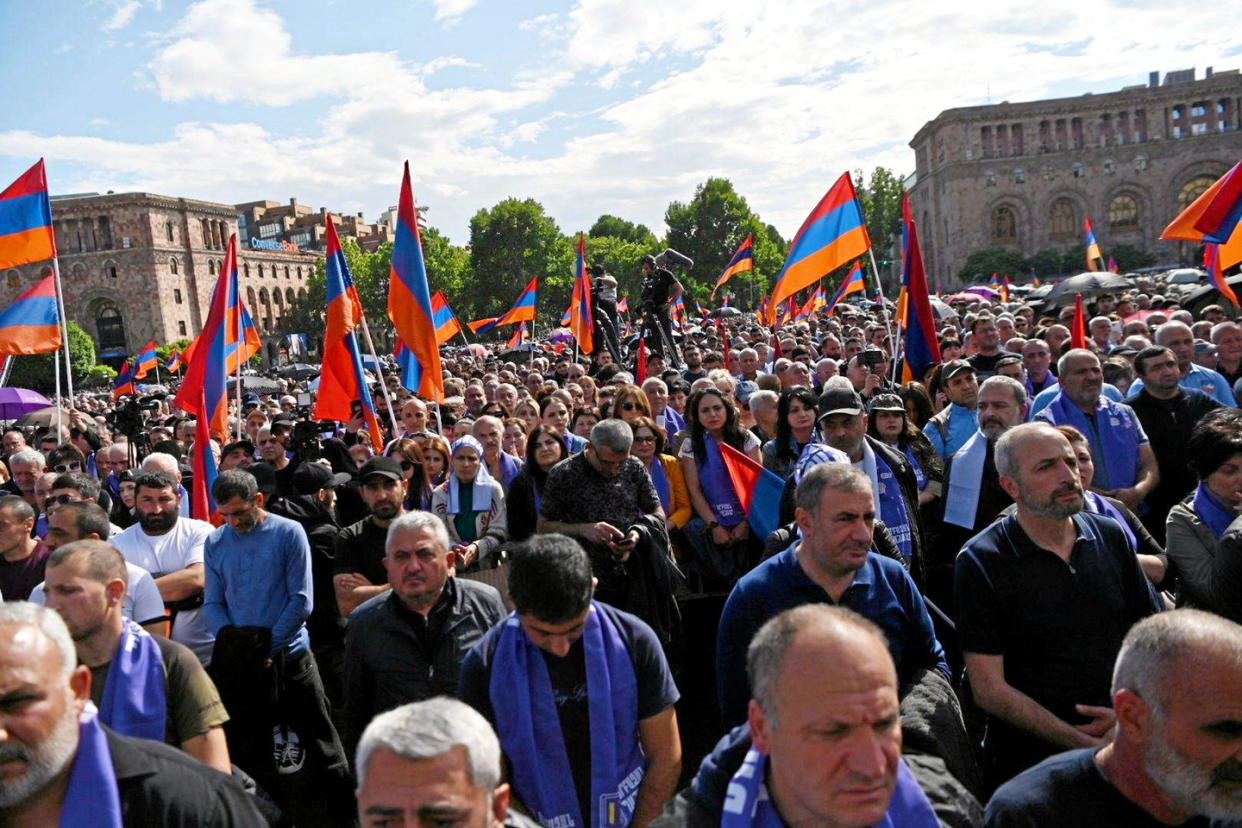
top-left (46, 494), bottom-right (79, 506)
top-left (620, 403), bottom-right (640, 411)
top-left (632, 435), bottom-right (656, 444)
top-left (52, 462), bottom-right (82, 473)
top-left (399, 461), bottom-right (415, 472)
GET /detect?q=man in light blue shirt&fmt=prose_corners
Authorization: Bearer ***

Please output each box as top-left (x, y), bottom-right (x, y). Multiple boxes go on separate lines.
top-left (923, 360), bottom-right (979, 459)
top-left (1127, 321), bottom-right (1236, 407)
top-left (203, 470), bottom-right (352, 822)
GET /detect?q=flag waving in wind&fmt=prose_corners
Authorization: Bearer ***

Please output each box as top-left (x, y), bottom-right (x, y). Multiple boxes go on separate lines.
top-left (506, 321), bottom-right (530, 349)
top-left (0, 160), bottom-right (57, 269)
top-left (568, 234), bottom-right (594, 353)
top-left (898, 195), bottom-right (941, 383)
top-left (0, 273), bottom-right (61, 356)
top-left (314, 217), bottom-right (384, 449)
top-left (770, 173), bottom-right (872, 310)
top-left (431, 291), bottom-right (463, 345)
top-left (712, 235), bottom-right (754, 298)
top-left (387, 162), bottom-right (444, 400)
top-left (1205, 243), bottom-right (1240, 308)
top-left (134, 340), bottom-right (159, 379)
top-left (166, 350), bottom-right (183, 373)
top-left (174, 235), bottom-right (240, 440)
top-left (1162, 160), bottom-right (1242, 270)
top-left (1084, 218), bottom-right (1104, 272)
top-left (112, 360), bottom-right (138, 401)
top-left (495, 277), bottom-right (539, 327)
top-left (824, 262), bottom-right (866, 315)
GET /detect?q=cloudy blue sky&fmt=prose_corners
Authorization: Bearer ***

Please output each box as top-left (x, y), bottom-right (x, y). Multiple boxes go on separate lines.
top-left (1, 0), bottom-right (1238, 243)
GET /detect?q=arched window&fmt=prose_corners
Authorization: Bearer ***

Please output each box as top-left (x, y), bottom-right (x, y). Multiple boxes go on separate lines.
top-left (298, 288), bottom-right (308, 303)
top-left (102, 260), bottom-right (119, 279)
top-left (273, 291), bottom-right (284, 308)
top-left (284, 266), bottom-right (290, 279)
top-left (1108, 195), bottom-right (1139, 229)
top-left (1179, 175), bottom-right (1217, 209)
top-left (166, 222), bottom-right (174, 243)
top-left (244, 262), bottom-right (250, 278)
top-left (94, 303), bottom-right (126, 351)
top-left (208, 260), bottom-right (215, 275)
top-left (991, 206), bottom-right (1017, 243)
top-left (285, 288), bottom-right (295, 304)
top-left (1049, 198), bottom-right (1077, 239)
top-left (247, 287), bottom-right (258, 310)
top-left (5, 270), bottom-right (18, 288)
top-left (169, 258), bottom-right (178, 275)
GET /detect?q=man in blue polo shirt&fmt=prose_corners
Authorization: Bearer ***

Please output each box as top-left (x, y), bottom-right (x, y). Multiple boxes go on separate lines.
top-left (955, 422), bottom-right (1161, 791)
top-left (1127, 320), bottom-right (1237, 407)
top-left (1035, 349), bottom-right (1158, 513)
top-left (716, 462), bottom-right (947, 729)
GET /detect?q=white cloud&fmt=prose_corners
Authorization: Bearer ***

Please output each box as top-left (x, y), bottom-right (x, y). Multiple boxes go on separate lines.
top-left (429, 0), bottom-right (479, 24)
top-left (103, 0), bottom-right (141, 32)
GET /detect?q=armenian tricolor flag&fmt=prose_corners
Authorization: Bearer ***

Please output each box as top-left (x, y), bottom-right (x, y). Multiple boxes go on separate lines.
top-left (712, 235), bottom-right (754, 298)
top-left (495, 277), bottom-right (539, 327)
top-left (189, 388), bottom-right (220, 525)
top-left (569, 234), bottom-right (594, 353)
top-left (1163, 160), bottom-right (1242, 269)
top-left (1107, 256), bottom-right (1119, 274)
top-left (112, 360), bottom-right (138, 401)
top-left (1084, 218), bottom-right (1104, 272)
top-left (617, 297), bottom-right (629, 315)
top-left (134, 340), bottom-right (159, 379)
top-left (718, 442), bottom-right (784, 540)
top-left (824, 261), bottom-right (866, 315)
top-left (431, 291), bottom-right (463, 345)
top-left (166, 350), bottom-right (183, 373)
top-left (770, 173), bottom-right (871, 310)
top-left (468, 316), bottom-right (500, 336)
top-left (0, 273), bottom-right (61, 356)
top-left (1205, 243), bottom-right (1240, 308)
top-left (0, 160), bottom-right (56, 269)
top-left (506, 321), bottom-right (529, 349)
top-left (797, 285), bottom-right (828, 320)
top-left (174, 234), bottom-right (241, 441)
top-left (897, 196), bottom-right (940, 383)
top-left (314, 217), bottom-right (383, 449)
top-left (386, 162), bottom-right (444, 400)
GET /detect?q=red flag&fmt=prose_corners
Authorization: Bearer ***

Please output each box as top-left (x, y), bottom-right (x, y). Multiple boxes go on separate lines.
top-left (1071, 294), bottom-right (1087, 349)
top-left (717, 318), bottom-right (733, 373)
top-left (635, 337), bottom-right (648, 384)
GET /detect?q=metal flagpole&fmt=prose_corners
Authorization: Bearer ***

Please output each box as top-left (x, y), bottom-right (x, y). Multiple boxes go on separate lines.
top-left (54, 351), bottom-right (62, 439)
top-left (234, 295), bottom-right (243, 442)
top-left (357, 316), bottom-right (402, 440)
top-left (51, 257), bottom-right (74, 405)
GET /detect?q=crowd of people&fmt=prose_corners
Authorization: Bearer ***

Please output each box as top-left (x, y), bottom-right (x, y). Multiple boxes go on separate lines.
top-left (2, 274), bottom-right (1242, 827)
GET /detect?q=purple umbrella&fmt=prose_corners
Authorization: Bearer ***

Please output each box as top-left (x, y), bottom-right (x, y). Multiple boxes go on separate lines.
top-left (0, 388), bottom-right (52, 421)
top-left (548, 329), bottom-right (575, 344)
top-left (965, 285), bottom-right (998, 299)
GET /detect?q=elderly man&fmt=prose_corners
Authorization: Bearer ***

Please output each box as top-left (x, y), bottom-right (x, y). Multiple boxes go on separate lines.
top-left (110, 471), bottom-right (215, 664)
top-left (819, 379), bottom-right (924, 572)
top-left (1035, 349), bottom-right (1158, 512)
top-left (986, 609), bottom-right (1242, 826)
top-left (473, 415), bottom-right (523, 493)
top-left (342, 511), bottom-right (505, 755)
top-left (539, 418), bottom-right (664, 610)
top-left (41, 540), bottom-right (231, 773)
top-left (354, 697), bottom-right (534, 828)
top-left (955, 422), bottom-right (1161, 786)
top-left (1210, 319), bottom-right (1242, 387)
top-left (668, 606), bottom-right (942, 826)
top-left (1021, 339), bottom-right (1057, 397)
top-left (642, 377), bottom-right (686, 436)
top-left (3, 447), bottom-right (46, 509)
top-left (459, 534), bottom-right (682, 828)
top-left (924, 360), bottom-right (980, 459)
top-left (0, 602), bottom-right (263, 824)
top-left (0, 495), bottom-right (49, 601)
top-left (716, 463), bottom-right (947, 728)
top-left (1128, 321), bottom-right (1236, 406)
top-left (395, 396), bottom-right (430, 441)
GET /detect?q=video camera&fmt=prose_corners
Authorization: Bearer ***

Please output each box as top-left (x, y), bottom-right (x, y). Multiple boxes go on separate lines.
top-left (654, 248), bottom-right (694, 270)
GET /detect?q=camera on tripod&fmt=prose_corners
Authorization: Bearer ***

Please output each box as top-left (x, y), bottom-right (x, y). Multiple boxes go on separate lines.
top-left (654, 248), bottom-right (694, 271)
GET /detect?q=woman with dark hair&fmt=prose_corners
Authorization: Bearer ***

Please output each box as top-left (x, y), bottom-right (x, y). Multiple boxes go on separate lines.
top-left (760, 387), bottom-right (818, 479)
top-left (1165, 409), bottom-right (1242, 608)
top-left (502, 417), bottom-right (528, 460)
top-left (570, 406), bottom-right (600, 439)
top-left (505, 424), bottom-right (567, 542)
top-left (897, 383), bottom-right (935, 430)
top-left (538, 395), bottom-right (587, 454)
top-left (628, 416), bottom-right (691, 532)
top-left (679, 387), bottom-right (762, 585)
top-left (385, 437), bottom-right (432, 511)
top-left (867, 393), bottom-right (941, 507)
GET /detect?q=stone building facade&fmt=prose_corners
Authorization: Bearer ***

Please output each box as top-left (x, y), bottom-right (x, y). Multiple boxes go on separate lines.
top-left (0, 192), bottom-right (320, 367)
top-left (236, 198), bottom-right (392, 253)
top-left (908, 68), bottom-right (1242, 289)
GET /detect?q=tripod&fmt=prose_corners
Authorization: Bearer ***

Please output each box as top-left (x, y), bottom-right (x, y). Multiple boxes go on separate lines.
top-left (637, 305), bottom-right (682, 369)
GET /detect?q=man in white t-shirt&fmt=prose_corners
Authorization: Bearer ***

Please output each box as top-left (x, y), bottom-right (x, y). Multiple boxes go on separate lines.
top-left (28, 501), bottom-right (167, 634)
top-left (110, 471), bottom-right (216, 663)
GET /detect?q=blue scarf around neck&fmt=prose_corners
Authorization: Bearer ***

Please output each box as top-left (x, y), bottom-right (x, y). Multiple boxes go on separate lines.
top-left (1042, 394), bottom-right (1140, 490)
top-left (99, 618), bottom-right (166, 742)
top-left (60, 708), bottom-right (123, 828)
top-left (1194, 483), bottom-right (1238, 539)
top-left (649, 457), bottom-right (671, 514)
top-left (490, 603), bottom-right (645, 827)
top-left (901, 444), bottom-right (926, 491)
top-left (721, 748), bottom-right (939, 828)
top-left (1086, 492), bottom-right (1138, 553)
top-left (860, 443), bottom-right (912, 560)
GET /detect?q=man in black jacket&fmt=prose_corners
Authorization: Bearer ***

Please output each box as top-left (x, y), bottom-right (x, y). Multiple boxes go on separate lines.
top-left (1124, 345), bottom-right (1220, 543)
top-left (0, 601), bottom-right (264, 826)
top-left (342, 510), bottom-right (505, 759)
top-left (818, 378), bottom-right (926, 583)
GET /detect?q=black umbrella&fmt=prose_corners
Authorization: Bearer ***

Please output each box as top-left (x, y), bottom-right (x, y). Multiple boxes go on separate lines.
top-left (238, 376), bottom-right (282, 395)
top-left (275, 363), bottom-right (319, 380)
top-left (1043, 272), bottom-right (1130, 306)
top-left (713, 307), bottom-right (742, 318)
top-left (1180, 275), bottom-right (1242, 319)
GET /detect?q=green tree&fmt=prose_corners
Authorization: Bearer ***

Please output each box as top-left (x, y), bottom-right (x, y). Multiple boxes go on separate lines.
top-left (958, 248), bottom-right (1027, 282)
top-left (281, 236), bottom-right (395, 349)
top-left (468, 199), bottom-right (563, 322)
top-left (664, 178), bottom-right (785, 310)
top-left (582, 235), bottom-right (662, 313)
top-left (1110, 244), bottom-right (1157, 273)
top-left (421, 226), bottom-right (472, 301)
top-left (155, 339), bottom-right (191, 363)
top-left (855, 167), bottom-right (905, 268)
top-left (7, 322), bottom-right (98, 395)
top-left (1060, 246), bottom-right (1089, 275)
top-left (588, 215), bottom-right (657, 246)
top-left (1025, 249), bottom-right (1064, 278)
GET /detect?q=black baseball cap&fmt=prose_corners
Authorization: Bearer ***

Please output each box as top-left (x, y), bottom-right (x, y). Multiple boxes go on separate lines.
top-left (817, 386), bottom-right (865, 420)
top-left (292, 461), bottom-right (352, 495)
top-left (358, 456), bottom-right (403, 483)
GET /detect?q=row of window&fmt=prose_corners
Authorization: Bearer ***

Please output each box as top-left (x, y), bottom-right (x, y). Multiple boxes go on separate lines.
top-left (989, 175), bottom-right (1217, 244)
top-left (56, 218), bottom-right (114, 253)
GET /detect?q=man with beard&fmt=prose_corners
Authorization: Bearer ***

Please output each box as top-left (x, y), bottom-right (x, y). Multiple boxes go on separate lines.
top-left (1036, 349), bottom-right (1158, 514)
top-left (986, 609), bottom-right (1242, 827)
top-left (110, 472), bottom-right (216, 664)
top-left (333, 457), bottom-right (408, 617)
top-left (955, 423), bottom-right (1161, 789)
top-left (0, 602), bottom-right (262, 825)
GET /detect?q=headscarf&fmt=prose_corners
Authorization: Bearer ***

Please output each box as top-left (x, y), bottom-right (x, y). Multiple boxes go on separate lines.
top-left (447, 435), bottom-right (495, 514)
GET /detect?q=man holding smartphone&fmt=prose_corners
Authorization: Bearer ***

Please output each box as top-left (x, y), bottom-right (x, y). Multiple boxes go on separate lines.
top-left (846, 347), bottom-right (897, 404)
